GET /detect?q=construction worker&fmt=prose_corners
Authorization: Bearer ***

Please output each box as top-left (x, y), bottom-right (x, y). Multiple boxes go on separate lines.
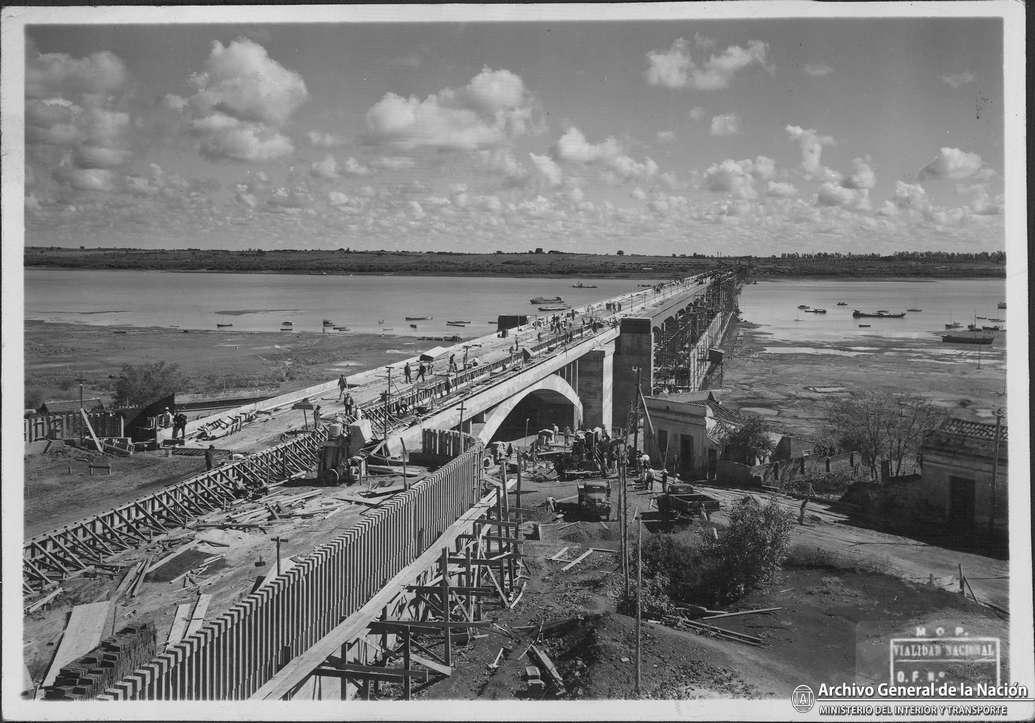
top-left (204, 444), bottom-right (216, 471)
top-left (417, 363), bottom-right (426, 382)
top-left (644, 466), bottom-right (655, 491)
top-left (313, 405), bottom-right (321, 430)
top-left (172, 411), bottom-right (187, 440)
top-left (660, 468), bottom-right (669, 493)
top-left (403, 361), bottom-right (412, 384)
top-left (799, 482), bottom-right (817, 525)
top-left (448, 354), bottom-right (457, 373)
top-left (337, 375), bottom-right (348, 401)
top-left (159, 407), bottom-right (173, 429)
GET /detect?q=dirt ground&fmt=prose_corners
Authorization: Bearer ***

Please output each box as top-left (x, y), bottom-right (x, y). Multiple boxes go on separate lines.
top-left (22, 471), bottom-right (414, 688)
top-left (412, 470), bottom-right (1007, 701)
top-left (24, 320), bottom-right (420, 408)
top-left (717, 323), bottom-right (1007, 440)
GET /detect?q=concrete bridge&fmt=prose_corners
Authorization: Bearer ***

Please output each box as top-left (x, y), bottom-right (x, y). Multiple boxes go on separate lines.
top-left (27, 271), bottom-right (744, 701)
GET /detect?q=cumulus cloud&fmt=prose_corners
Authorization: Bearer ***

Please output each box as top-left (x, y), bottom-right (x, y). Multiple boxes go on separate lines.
top-left (893, 180), bottom-right (928, 210)
top-left (710, 113), bottom-right (741, 136)
top-left (365, 67), bottom-right (538, 151)
top-left (940, 71), bottom-right (975, 88)
top-left (816, 182), bottom-right (870, 210)
top-left (529, 152), bottom-right (563, 187)
top-left (26, 46), bottom-right (135, 189)
top-left (704, 159), bottom-right (757, 200)
top-left (688, 106), bottom-right (706, 122)
top-left (917, 147), bottom-right (985, 180)
top-left (478, 148), bottom-right (529, 183)
top-left (803, 63), bottom-right (833, 77)
top-left (307, 130), bottom-right (347, 148)
top-left (310, 155), bottom-right (338, 179)
top-left (552, 127), bottom-right (658, 181)
top-left (842, 157), bottom-right (876, 190)
top-left (645, 37), bottom-right (769, 90)
top-left (343, 157), bottom-right (372, 176)
top-left (162, 94), bottom-right (188, 111)
top-left (656, 130), bottom-right (676, 144)
top-left (785, 125), bottom-right (839, 181)
top-left (766, 180), bottom-right (798, 197)
top-left (186, 38), bottom-right (308, 162)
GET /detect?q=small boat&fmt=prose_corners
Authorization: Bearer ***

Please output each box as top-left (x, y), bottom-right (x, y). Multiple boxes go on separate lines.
top-left (539, 305), bottom-right (569, 312)
top-left (446, 321), bottom-right (469, 327)
top-left (322, 319), bottom-right (334, 326)
top-left (945, 322), bottom-right (963, 330)
top-left (405, 315), bottom-right (431, 321)
top-left (572, 282), bottom-right (597, 289)
top-left (906, 308), bottom-right (922, 313)
top-left (988, 317), bottom-right (1005, 323)
top-left (797, 304), bottom-right (809, 309)
top-left (409, 323), bottom-right (418, 329)
top-left (280, 328), bottom-right (293, 332)
top-left (333, 326), bottom-right (350, 332)
top-left (530, 296), bottom-right (563, 305)
top-left (997, 301), bottom-right (1006, 309)
top-left (858, 324), bottom-right (871, 328)
top-left (982, 325), bottom-right (1001, 331)
top-left (836, 301), bottom-right (847, 306)
top-left (943, 330), bottom-right (996, 344)
top-left (113, 329), bottom-right (127, 334)
top-left (217, 323), bottom-right (233, 328)
top-left (281, 321), bottom-right (293, 327)
top-left (805, 308), bottom-right (827, 314)
top-left (852, 310), bottom-right (905, 319)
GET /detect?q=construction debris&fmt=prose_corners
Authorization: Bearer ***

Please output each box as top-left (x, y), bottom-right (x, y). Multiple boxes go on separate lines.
top-left (527, 644), bottom-right (565, 695)
top-left (24, 588), bottom-right (63, 615)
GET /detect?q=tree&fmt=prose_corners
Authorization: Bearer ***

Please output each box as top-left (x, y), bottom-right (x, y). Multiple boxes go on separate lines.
top-left (705, 497), bottom-right (794, 603)
top-left (616, 249), bottom-right (624, 256)
top-left (720, 415), bottom-right (775, 464)
top-left (826, 393), bottom-right (945, 479)
top-left (113, 361), bottom-right (187, 407)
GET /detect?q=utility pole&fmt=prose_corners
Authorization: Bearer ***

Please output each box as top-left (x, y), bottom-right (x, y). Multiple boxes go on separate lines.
top-left (988, 407), bottom-right (1003, 538)
top-left (620, 440), bottom-right (629, 603)
top-left (632, 366), bottom-right (642, 453)
top-left (272, 536), bottom-right (289, 576)
top-left (75, 376), bottom-right (87, 443)
top-left (635, 515), bottom-right (642, 696)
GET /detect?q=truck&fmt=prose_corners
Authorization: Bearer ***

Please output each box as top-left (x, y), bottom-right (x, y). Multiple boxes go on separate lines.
top-left (577, 480), bottom-right (612, 520)
top-left (657, 482), bottom-right (720, 518)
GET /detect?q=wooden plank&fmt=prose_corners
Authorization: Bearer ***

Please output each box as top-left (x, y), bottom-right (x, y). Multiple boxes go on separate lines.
top-left (313, 664), bottom-right (428, 682)
top-left (528, 645), bottom-right (565, 692)
top-left (40, 601), bottom-right (114, 689)
top-left (369, 620), bottom-right (491, 633)
top-left (561, 549), bottom-right (594, 571)
top-left (252, 477), bottom-right (514, 700)
top-left (184, 594), bottom-right (211, 638)
top-left (548, 546), bottom-right (571, 561)
top-left (80, 408), bottom-right (104, 453)
top-left (165, 602), bottom-right (193, 648)
top-left (407, 585), bottom-right (496, 596)
top-left (147, 541), bottom-right (196, 573)
top-left (409, 652), bottom-right (452, 677)
top-left (24, 588), bottom-right (63, 615)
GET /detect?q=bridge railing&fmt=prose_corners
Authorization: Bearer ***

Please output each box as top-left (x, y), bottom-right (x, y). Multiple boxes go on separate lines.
top-left (98, 432), bottom-right (484, 700)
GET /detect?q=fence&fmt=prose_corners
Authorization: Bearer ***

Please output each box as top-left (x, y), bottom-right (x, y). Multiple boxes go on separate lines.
top-left (23, 431), bottom-right (328, 593)
top-left (24, 411), bottom-right (125, 444)
top-left (97, 433), bottom-right (484, 700)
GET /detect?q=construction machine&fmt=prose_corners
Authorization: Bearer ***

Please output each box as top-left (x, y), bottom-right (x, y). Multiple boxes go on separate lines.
top-left (315, 421), bottom-right (370, 485)
top-left (577, 480), bottom-right (612, 520)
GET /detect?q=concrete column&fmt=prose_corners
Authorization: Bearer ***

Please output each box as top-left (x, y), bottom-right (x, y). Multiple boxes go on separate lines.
top-left (611, 318), bottom-right (653, 433)
top-left (576, 343), bottom-right (613, 429)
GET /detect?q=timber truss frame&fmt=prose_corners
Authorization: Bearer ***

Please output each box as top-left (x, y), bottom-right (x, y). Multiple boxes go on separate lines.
top-left (23, 430), bottom-right (327, 595)
top-left (278, 479), bottom-right (525, 701)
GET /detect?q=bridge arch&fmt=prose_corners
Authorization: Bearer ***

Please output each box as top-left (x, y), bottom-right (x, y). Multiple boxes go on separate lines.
top-left (477, 374), bottom-right (583, 444)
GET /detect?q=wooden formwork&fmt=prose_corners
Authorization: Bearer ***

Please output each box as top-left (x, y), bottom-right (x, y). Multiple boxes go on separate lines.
top-left (22, 430), bottom-right (328, 593)
top-left (96, 435), bottom-right (486, 700)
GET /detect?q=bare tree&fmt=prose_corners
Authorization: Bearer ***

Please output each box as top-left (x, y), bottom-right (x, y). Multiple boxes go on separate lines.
top-left (827, 393), bottom-right (945, 479)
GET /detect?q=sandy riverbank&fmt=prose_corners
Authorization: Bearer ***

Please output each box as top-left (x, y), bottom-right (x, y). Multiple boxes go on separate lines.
top-left (24, 320), bottom-right (421, 408)
top-left (716, 321), bottom-right (1007, 439)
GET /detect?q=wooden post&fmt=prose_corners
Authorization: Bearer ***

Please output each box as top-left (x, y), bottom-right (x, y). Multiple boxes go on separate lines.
top-left (440, 548), bottom-right (451, 666)
top-left (402, 628), bottom-right (411, 701)
top-left (635, 517), bottom-right (642, 696)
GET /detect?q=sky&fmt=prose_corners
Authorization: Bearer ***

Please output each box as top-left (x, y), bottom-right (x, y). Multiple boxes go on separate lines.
top-left (20, 11), bottom-right (1009, 255)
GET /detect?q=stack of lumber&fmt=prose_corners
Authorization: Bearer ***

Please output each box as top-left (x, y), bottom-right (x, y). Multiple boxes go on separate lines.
top-left (41, 623), bottom-right (156, 700)
top-left (39, 601), bottom-right (115, 693)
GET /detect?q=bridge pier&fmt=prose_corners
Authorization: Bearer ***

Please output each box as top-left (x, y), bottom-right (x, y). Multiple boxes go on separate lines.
top-left (576, 344), bottom-right (614, 430)
top-left (611, 318), bottom-right (653, 433)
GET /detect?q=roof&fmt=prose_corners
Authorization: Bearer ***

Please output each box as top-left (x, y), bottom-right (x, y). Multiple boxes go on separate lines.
top-left (937, 417), bottom-right (1008, 442)
top-left (707, 400), bottom-right (741, 426)
top-left (39, 398), bottom-right (105, 414)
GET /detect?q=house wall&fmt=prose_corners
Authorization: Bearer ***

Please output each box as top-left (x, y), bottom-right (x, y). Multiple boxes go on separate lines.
top-left (921, 449), bottom-right (1008, 532)
top-left (643, 403), bottom-right (717, 478)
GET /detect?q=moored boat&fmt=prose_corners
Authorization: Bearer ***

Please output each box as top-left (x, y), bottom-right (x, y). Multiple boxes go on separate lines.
top-left (572, 282), bottom-right (597, 288)
top-left (539, 305), bottom-right (569, 311)
top-left (217, 323), bottom-right (233, 328)
top-left (836, 301), bottom-right (847, 306)
top-left (530, 296), bottom-right (563, 304)
top-left (405, 315), bottom-right (431, 321)
top-left (945, 322), bottom-right (963, 330)
top-left (852, 310), bottom-right (905, 319)
top-left (858, 324), bottom-right (871, 328)
top-left (797, 304), bottom-right (809, 309)
top-left (805, 308), bottom-right (827, 314)
top-left (906, 308), bottom-right (922, 312)
top-left (997, 301), bottom-right (1007, 309)
top-left (942, 330), bottom-right (996, 344)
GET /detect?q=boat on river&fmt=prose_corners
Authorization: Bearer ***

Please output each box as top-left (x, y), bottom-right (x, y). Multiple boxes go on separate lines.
top-left (216, 323), bottom-right (233, 328)
top-left (530, 296), bottom-right (563, 304)
top-left (804, 308), bottom-right (827, 314)
top-left (852, 310), bottom-right (905, 319)
top-left (409, 323), bottom-right (418, 329)
top-left (446, 320), bottom-right (470, 327)
top-left (797, 304), bottom-right (809, 309)
top-left (906, 308), bottom-right (922, 312)
top-left (945, 321), bottom-right (963, 330)
top-left (997, 301), bottom-right (1007, 309)
top-left (572, 282), bottom-right (597, 289)
top-left (942, 329), bottom-right (996, 344)
top-left (405, 315), bottom-right (431, 321)
top-left (858, 324), bottom-right (871, 328)
top-left (539, 305), bottom-right (569, 312)
top-left (836, 301), bottom-right (847, 306)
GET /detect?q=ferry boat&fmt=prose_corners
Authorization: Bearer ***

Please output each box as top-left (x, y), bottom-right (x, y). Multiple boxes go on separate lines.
top-left (942, 329), bottom-right (996, 345)
top-left (530, 296), bottom-right (563, 305)
top-left (797, 304), bottom-right (809, 309)
top-left (805, 308), bottom-right (827, 314)
top-left (852, 310), bottom-right (905, 319)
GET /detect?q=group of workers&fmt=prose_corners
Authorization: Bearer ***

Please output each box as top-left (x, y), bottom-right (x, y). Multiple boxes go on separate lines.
top-left (158, 406), bottom-right (189, 440)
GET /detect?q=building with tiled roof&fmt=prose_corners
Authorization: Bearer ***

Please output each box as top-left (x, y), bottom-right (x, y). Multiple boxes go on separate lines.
top-left (919, 415), bottom-right (1007, 537)
top-left (643, 391), bottom-right (743, 479)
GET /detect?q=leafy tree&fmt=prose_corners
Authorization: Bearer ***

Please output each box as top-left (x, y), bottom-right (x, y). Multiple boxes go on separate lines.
top-left (25, 386), bottom-right (45, 410)
top-left (704, 497), bottom-right (795, 603)
top-left (113, 361), bottom-right (187, 407)
top-left (616, 249), bottom-right (624, 256)
top-left (720, 414), bottom-right (775, 464)
top-left (826, 393), bottom-right (945, 479)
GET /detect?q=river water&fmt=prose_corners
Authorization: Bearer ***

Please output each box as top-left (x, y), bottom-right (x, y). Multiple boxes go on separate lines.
top-left (23, 269), bottom-right (652, 338)
top-left (24, 269), bottom-right (1005, 345)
